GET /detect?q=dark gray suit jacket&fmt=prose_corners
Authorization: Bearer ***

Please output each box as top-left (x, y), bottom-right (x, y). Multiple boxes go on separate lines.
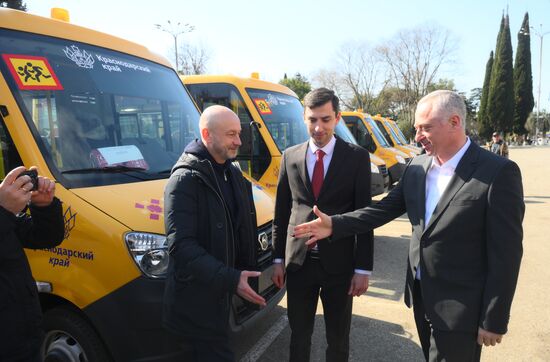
top-left (273, 137), bottom-right (373, 274)
top-left (332, 142), bottom-right (524, 334)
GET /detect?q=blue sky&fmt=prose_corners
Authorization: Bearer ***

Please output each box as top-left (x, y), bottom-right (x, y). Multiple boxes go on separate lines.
top-left (27, 0), bottom-right (550, 109)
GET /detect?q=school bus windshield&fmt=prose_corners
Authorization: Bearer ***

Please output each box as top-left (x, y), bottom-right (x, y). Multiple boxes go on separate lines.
top-left (335, 120), bottom-right (356, 144)
top-left (388, 121), bottom-right (409, 144)
top-left (246, 88), bottom-right (308, 153)
top-left (384, 120), bottom-right (405, 145)
top-left (364, 117), bottom-right (390, 147)
top-left (0, 29), bottom-right (200, 188)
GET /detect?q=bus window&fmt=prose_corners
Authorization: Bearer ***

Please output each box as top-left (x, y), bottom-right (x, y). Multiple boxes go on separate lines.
top-left (185, 83), bottom-right (271, 180)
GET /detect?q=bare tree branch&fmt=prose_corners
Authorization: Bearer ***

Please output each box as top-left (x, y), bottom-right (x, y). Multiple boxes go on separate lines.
top-left (376, 23), bottom-right (457, 124)
top-left (177, 42), bottom-right (211, 75)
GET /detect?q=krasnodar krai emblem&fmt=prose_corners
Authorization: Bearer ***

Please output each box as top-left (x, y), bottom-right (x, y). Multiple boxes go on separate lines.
top-left (63, 45), bottom-right (94, 69)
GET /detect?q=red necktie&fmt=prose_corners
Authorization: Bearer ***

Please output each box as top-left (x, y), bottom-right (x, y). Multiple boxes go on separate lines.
top-left (312, 149), bottom-right (325, 200)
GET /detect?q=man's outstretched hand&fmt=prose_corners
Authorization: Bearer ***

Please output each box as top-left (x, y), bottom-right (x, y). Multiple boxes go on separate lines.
top-left (237, 271), bottom-right (266, 306)
top-left (293, 206), bottom-right (333, 246)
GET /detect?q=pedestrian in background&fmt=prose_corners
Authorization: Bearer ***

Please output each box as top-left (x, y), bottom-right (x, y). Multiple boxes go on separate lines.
top-left (489, 131), bottom-right (509, 158)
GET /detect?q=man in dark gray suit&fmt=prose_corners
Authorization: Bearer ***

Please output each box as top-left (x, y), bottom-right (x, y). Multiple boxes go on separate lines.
top-left (294, 90), bottom-right (524, 362)
top-left (272, 88), bottom-right (373, 361)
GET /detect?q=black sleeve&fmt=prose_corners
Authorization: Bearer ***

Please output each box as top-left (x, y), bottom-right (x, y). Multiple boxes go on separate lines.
top-left (353, 149), bottom-right (374, 271)
top-left (332, 178), bottom-right (407, 240)
top-left (480, 160), bottom-right (524, 334)
top-left (0, 205), bottom-right (17, 236)
top-left (15, 197), bottom-right (65, 249)
top-left (272, 151), bottom-right (291, 259)
top-left (165, 171), bottom-right (240, 294)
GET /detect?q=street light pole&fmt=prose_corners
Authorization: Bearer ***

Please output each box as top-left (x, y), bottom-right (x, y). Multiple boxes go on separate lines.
top-left (154, 20), bottom-right (195, 74)
top-left (531, 24), bottom-right (550, 139)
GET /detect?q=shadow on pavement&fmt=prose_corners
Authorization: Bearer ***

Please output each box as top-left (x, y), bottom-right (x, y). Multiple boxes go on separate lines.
top-left (524, 195), bottom-right (550, 199)
top-left (251, 232), bottom-right (421, 361)
top-left (368, 235), bottom-right (410, 302)
top-left (524, 200), bottom-right (545, 204)
top-left (258, 314), bottom-right (423, 362)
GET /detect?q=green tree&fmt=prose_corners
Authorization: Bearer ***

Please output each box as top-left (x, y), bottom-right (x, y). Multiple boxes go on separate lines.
top-left (478, 51), bottom-right (494, 139)
top-left (513, 12), bottom-right (534, 135)
top-left (426, 78), bottom-right (456, 92)
top-left (463, 89), bottom-right (481, 133)
top-left (370, 86), bottom-right (405, 116)
top-left (279, 73), bottom-right (311, 101)
top-left (524, 111), bottom-right (547, 136)
top-left (0, 0), bottom-right (26, 10)
top-left (486, 14), bottom-right (515, 135)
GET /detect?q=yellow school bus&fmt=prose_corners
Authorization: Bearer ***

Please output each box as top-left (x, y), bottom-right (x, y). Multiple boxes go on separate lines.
top-left (384, 117), bottom-right (422, 154)
top-left (0, 8), bottom-right (282, 361)
top-left (183, 74), bottom-right (308, 195)
top-left (341, 111), bottom-right (411, 185)
top-left (334, 119), bottom-right (390, 194)
top-left (371, 114), bottom-right (421, 156)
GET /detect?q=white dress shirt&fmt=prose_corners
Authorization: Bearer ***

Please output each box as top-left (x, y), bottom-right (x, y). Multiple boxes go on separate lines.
top-left (417, 137), bottom-right (471, 279)
top-left (306, 136), bottom-right (336, 180)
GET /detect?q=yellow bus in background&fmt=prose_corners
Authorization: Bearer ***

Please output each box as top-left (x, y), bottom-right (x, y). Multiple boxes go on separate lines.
top-left (342, 111), bottom-right (411, 185)
top-left (334, 119), bottom-right (390, 194)
top-left (0, 8), bottom-right (282, 361)
top-left (371, 114), bottom-right (421, 156)
top-left (384, 117), bottom-right (422, 154)
top-left (183, 74), bottom-right (308, 195)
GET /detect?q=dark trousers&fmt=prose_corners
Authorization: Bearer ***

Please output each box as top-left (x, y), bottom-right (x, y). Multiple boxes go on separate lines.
top-left (286, 256), bottom-right (353, 362)
top-left (186, 337), bottom-right (234, 362)
top-left (413, 280), bottom-right (482, 362)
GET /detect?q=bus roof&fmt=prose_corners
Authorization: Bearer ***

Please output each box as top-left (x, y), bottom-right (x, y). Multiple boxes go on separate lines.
top-left (0, 7), bottom-right (170, 67)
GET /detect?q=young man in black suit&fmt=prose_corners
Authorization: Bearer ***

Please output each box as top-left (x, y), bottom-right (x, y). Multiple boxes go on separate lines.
top-left (272, 88), bottom-right (373, 362)
top-left (295, 90), bottom-right (524, 362)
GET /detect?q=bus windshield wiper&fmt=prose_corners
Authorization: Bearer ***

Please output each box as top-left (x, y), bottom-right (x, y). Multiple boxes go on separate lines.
top-left (61, 165), bottom-right (149, 174)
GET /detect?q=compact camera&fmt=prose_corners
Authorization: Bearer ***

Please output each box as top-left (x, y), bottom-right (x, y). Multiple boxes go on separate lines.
top-left (17, 169), bottom-right (39, 191)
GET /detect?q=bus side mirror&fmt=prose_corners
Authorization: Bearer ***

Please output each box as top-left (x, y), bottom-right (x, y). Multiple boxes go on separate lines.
top-left (364, 133), bottom-right (377, 153)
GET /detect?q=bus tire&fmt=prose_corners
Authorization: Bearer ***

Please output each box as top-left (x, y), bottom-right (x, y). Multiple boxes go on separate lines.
top-left (42, 307), bottom-right (112, 362)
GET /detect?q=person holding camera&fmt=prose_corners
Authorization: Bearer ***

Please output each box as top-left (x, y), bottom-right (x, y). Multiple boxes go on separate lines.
top-left (0, 166), bottom-right (65, 362)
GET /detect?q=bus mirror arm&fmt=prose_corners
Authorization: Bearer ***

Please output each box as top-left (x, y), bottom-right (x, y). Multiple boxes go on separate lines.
top-left (364, 132), bottom-right (377, 153)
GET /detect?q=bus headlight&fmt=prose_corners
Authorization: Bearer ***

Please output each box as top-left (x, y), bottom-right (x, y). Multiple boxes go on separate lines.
top-left (370, 162), bottom-right (380, 173)
top-left (396, 155), bottom-right (406, 164)
top-left (125, 232), bottom-right (169, 278)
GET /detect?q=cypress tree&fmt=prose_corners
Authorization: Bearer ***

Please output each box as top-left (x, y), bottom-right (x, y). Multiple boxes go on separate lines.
top-left (487, 14), bottom-right (515, 134)
top-left (478, 51), bottom-right (494, 139)
top-left (513, 12), bottom-right (534, 135)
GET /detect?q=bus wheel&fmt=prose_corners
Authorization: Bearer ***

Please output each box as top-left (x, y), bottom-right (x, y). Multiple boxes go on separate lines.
top-left (42, 307), bottom-right (111, 362)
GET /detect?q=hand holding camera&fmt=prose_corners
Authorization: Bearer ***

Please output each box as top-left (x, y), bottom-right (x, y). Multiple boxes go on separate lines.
top-left (0, 166), bottom-right (56, 214)
top-left (17, 169), bottom-right (39, 191)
